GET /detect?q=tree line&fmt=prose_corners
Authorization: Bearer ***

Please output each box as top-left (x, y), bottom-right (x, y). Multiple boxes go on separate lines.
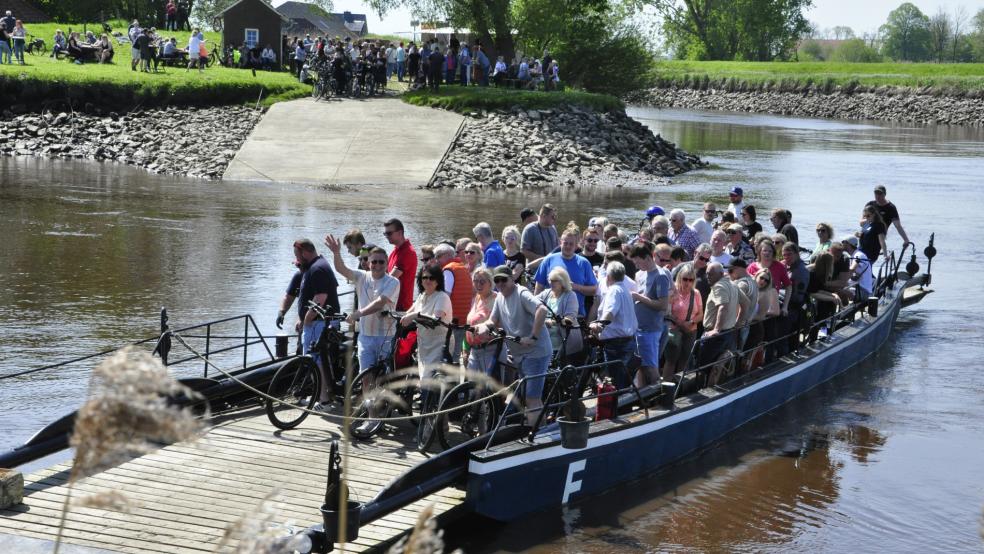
top-left (801, 3), bottom-right (984, 63)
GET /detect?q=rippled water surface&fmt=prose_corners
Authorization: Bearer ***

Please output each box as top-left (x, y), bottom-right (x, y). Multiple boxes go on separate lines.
top-left (1, 107), bottom-right (983, 551)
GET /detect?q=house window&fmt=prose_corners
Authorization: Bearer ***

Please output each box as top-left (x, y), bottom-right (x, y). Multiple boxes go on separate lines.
top-left (245, 28), bottom-right (259, 49)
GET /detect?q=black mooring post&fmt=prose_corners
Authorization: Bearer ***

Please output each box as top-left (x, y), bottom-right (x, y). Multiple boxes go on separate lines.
top-left (154, 307), bottom-right (171, 366)
top-left (923, 233), bottom-right (937, 286)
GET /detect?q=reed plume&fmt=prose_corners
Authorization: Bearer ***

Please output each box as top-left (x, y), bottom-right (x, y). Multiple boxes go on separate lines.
top-left (215, 487), bottom-right (307, 553)
top-left (54, 347), bottom-right (205, 553)
top-left (386, 504), bottom-right (461, 554)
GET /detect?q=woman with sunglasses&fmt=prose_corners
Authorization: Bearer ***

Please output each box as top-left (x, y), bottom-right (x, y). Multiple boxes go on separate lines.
top-left (501, 225), bottom-right (526, 281)
top-left (401, 265), bottom-right (453, 379)
top-left (536, 267), bottom-right (583, 363)
top-left (741, 205), bottom-right (762, 244)
top-left (463, 267), bottom-right (499, 375)
top-left (747, 240), bottom-right (792, 319)
top-left (858, 204), bottom-right (888, 263)
top-left (462, 242), bottom-right (484, 273)
top-left (661, 263), bottom-right (703, 379)
top-left (810, 222), bottom-right (834, 263)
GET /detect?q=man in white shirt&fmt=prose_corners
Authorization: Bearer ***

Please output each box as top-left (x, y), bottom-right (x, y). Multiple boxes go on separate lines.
top-left (727, 186), bottom-right (745, 217)
top-left (841, 236), bottom-right (873, 301)
top-left (591, 262), bottom-right (638, 390)
top-left (692, 202), bottom-right (717, 244)
top-left (324, 235), bottom-right (400, 370)
top-left (709, 229), bottom-right (732, 266)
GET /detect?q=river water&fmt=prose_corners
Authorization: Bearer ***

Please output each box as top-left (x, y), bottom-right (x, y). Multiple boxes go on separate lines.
top-left (1, 107), bottom-right (982, 551)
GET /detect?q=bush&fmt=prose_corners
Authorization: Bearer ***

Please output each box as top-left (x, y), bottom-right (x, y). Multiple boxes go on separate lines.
top-left (558, 31), bottom-right (654, 95)
top-left (402, 87), bottom-right (623, 113)
top-left (831, 39), bottom-right (883, 63)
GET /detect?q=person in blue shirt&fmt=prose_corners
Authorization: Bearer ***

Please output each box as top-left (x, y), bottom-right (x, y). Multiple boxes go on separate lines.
top-left (533, 224), bottom-right (598, 316)
top-left (473, 221), bottom-right (506, 268)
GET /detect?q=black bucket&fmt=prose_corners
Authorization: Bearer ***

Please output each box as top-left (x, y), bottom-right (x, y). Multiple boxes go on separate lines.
top-left (558, 417), bottom-right (590, 449)
top-left (867, 297), bottom-right (879, 317)
top-left (660, 381), bottom-right (677, 409)
top-left (275, 333), bottom-right (289, 358)
top-left (320, 500), bottom-right (362, 543)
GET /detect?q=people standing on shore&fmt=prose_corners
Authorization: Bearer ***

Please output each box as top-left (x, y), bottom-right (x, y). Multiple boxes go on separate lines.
top-left (0, 26), bottom-right (11, 64)
top-left (187, 29), bottom-right (203, 72)
top-left (11, 19), bottom-right (25, 65)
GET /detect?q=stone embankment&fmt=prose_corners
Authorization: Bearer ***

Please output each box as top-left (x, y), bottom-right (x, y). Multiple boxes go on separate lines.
top-left (0, 106), bottom-right (261, 179)
top-left (628, 87), bottom-right (984, 127)
top-left (427, 105), bottom-right (704, 189)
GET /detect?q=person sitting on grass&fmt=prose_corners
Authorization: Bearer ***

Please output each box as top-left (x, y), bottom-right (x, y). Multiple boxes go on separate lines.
top-left (51, 29), bottom-right (66, 58)
top-left (97, 33), bottom-right (114, 63)
top-left (85, 30), bottom-right (97, 45)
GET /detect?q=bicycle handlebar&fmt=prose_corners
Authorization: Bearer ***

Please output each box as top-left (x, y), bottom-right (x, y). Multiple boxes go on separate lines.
top-left (305, 300), bottom-right (347, 321)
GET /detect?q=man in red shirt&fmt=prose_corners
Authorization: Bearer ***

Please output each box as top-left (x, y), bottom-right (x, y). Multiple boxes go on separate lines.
top-left (385, 218), bottom-right (417, 311)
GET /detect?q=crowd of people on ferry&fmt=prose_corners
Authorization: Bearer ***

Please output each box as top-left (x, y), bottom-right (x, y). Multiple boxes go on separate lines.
top-left (278, 185), bottom-right (910, 417)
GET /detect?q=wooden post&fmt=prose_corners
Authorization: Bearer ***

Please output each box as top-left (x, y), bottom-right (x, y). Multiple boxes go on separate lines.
top-left (0, 468), bottom-right (24, 508)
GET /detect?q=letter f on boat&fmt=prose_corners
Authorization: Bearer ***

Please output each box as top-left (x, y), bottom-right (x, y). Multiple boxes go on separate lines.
top-left (562, 460), bottom-right (586, 504)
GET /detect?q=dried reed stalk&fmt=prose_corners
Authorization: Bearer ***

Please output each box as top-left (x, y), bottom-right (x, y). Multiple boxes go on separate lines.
top-left (214, 487), bottom-right (306, 553)
top-left (53, 347), bottom-right (204, 553)
top-left (387, 504), bottom-right (460, 554)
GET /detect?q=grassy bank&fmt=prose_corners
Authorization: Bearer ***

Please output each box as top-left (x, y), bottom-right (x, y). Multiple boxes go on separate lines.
top-left (0, 20), bottom-right (309, 111)
top-left (650, 61), bottom-right (984, 94)
top-left (402, 87), bottom-right (623, 113)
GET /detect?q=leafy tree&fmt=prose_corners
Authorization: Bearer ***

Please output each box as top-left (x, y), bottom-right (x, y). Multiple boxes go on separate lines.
top-left (512, 0), bottom-right (652, 94)
top-left (367, 0), bottom-right (516, 62)
top-left (653, 0), bottom-right (813, 61)
top-left (879, 2), bottom-right (931, 62)
top-left (972, 8), bottom-right (984, 62)
top-left (830, 38), bottom-right (881, 62)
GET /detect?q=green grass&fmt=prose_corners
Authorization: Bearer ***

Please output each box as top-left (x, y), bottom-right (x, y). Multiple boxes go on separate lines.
top-left (0, 20), bottom-right (310, 109)
top-left (651, 60), bottom-right (984, 93)
top-left (402, 86), bottom-right (624, 113)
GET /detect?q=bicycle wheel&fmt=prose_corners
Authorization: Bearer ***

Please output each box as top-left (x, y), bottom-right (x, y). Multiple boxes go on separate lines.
top-left (312, 79), bottom-right (323, 100)
top-left (349, 365), bottom-right (391, 439)
top-left (416, 380), bottom-right (443, 452)
top-left (38, 43), bottom-right (47, 56)
top-left (265, 357), bottom-right (321, 430)
top-left (437, 381), bottom-right (497, 450)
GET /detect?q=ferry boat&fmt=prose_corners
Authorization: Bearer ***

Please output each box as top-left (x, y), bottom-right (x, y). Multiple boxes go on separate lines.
top-left (0, 238), bottom-right (936, 553)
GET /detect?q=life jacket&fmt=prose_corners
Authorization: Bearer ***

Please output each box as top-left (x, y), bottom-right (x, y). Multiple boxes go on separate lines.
top-left (443, 258), bottom-right (472, 323)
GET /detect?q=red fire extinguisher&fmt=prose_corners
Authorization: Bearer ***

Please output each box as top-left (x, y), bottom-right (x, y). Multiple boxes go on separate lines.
top-left (596, 377), bottom-right (616, 421)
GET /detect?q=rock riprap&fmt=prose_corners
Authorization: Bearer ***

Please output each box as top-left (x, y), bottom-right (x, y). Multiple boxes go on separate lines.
top-left (427, 105), bottom-right (704, 189)
top-left (0, 106), bottom-right (261, 179)
top-left (630, 87), bottom-right (984, 127)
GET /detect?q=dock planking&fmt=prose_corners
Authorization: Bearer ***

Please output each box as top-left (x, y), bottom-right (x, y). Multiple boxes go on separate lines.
top-left (0, 405), bottom-right (466, 553)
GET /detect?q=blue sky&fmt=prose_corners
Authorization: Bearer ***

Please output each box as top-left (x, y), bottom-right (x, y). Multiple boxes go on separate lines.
top-left (278, 0), bottom-right (982, 38)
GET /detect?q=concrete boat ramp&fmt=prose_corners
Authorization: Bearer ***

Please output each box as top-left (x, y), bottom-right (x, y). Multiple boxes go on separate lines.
top-left (223, 97), bottom-right (464, 186)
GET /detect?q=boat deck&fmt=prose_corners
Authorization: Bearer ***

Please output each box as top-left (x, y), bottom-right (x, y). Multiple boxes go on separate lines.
top-left (0, 406), bottom-right (463, 553)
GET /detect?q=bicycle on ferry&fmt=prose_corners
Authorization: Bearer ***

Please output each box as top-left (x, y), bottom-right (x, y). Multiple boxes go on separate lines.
top-left (411, 313), bottom-right (472, 452)
top-left (264, 302), bottom-right (354, 430)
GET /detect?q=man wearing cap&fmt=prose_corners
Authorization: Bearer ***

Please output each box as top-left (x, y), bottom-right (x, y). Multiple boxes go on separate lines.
top-left (693, 202), bottom-right (717, 244)
top-left (866, 185), bottom-right (911, 245)
top-left (841, 236), bottom-right (873, 301)
top-left (477, 265), bottom-right (551, 425)
top-left (725, 223), bottom-right (754, 264)
top-left (728, 187), bottom-right (745, 217)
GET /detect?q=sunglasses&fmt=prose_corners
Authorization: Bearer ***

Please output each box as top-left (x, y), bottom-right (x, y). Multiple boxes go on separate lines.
top-left (698, 256), bottom-right (710, 262)
top-left (704, 209), bottom-right (716, 213)
top-left (493, 276), bottom-right (510, 284)
top-left (359, 257), bottom-right (368, 262)
top-left (369, 259), bottom-right (385, 265)
top-left (681, 277), bottom-right (695, 282)
top-left (422, 256), bottom-right (433, 262)
top-left (465, 251), bottom-right (479, 256)
top-left (725, 230), bottom-right (737, 235)
top-left (585, 238), bottom-right (599, 243)
top-left (420, 275), bottom-right (435, 281)
top-left (658, 257), bottom-right (671, 263)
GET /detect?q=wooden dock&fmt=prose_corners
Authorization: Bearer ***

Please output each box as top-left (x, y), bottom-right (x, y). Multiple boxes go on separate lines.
top-left (0, 406), bottom-right (465, 553)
